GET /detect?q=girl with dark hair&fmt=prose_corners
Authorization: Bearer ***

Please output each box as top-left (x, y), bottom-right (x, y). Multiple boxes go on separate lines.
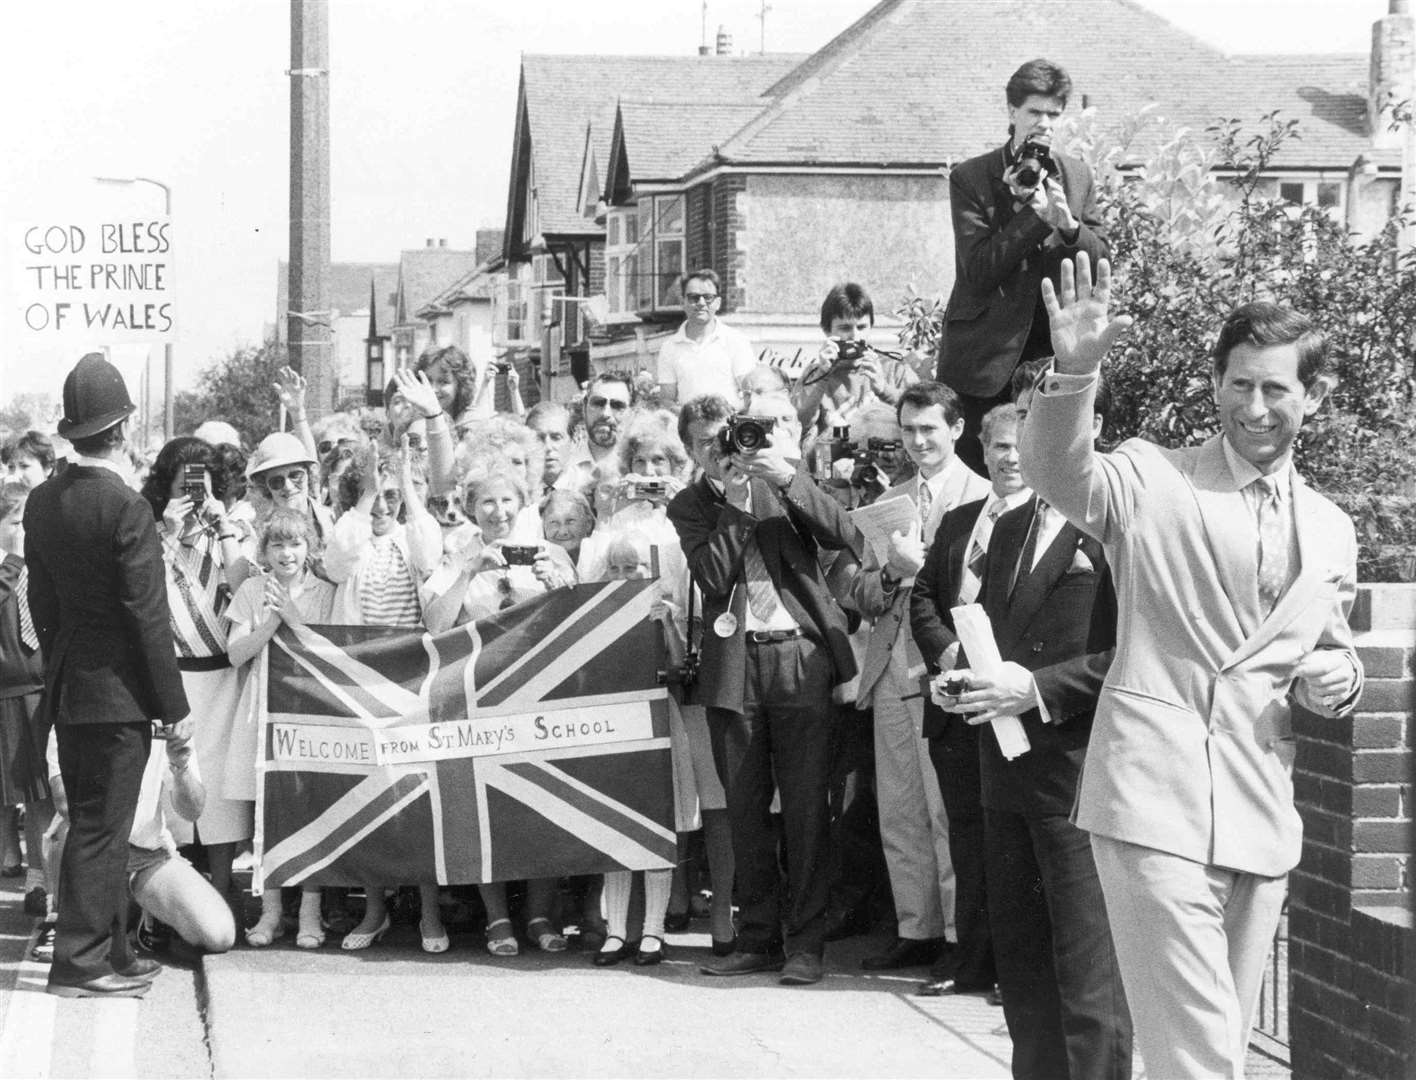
top-left (142, 437), bottom-right (254, 916)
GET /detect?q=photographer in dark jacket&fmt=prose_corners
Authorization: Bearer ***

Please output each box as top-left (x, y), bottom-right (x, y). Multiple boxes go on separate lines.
top-left (668, 393), bottom-right (859, 987)
top-left (935, 58), bottom-right (1108, 474)
top-left (24, 354), bottom-right (190, 998)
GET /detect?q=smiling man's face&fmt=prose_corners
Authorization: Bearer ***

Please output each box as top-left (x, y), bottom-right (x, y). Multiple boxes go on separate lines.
top-left (1212, 342), bottom-right (1325, 474)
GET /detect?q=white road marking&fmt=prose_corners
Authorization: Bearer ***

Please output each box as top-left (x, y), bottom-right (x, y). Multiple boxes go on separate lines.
top-left (0, 934), bottom-right (56, 1080)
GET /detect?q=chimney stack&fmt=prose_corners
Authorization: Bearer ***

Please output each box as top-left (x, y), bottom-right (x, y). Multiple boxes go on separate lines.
top-left (716, 24), bottom-right (732, 56)
top-left (1370, 0), bottom-right (1415, 151)
top-left (425, 238), bottom-right (435, 247)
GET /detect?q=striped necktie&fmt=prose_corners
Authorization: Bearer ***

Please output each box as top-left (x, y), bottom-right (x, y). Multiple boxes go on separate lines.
top-left (743, 541), bottom-right (778, 620)
top-left (16, 565), bottom-right (39, 652)
top-left (958, 498), bottom-right (1005, 605)
top-left (1010, 500), bottom-right (1048, 597)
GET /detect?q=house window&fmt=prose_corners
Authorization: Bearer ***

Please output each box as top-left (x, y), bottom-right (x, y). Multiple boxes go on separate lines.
top-left (605, 194), bottom-right (685, 317)
top-left (493, 279), bottom-right (532, 346)
top-left (1278, 180), bottom-right (1344, 217)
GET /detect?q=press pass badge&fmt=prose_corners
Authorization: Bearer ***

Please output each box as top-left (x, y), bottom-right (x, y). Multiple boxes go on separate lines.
top-left (713, 612), bottom-right (739, 638)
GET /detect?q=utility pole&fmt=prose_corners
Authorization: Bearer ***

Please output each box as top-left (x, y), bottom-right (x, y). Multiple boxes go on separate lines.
top-left (757, 0), bottom-right (771, 53)
top-left (287, 0), bottom-right (332, 419)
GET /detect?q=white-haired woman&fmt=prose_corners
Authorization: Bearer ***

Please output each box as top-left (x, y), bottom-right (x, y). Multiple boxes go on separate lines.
top-left (423, 454), bottom-right (575, 957)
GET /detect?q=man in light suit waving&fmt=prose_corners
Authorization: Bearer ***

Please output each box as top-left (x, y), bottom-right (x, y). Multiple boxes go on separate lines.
top-left (1019, 253), bottom-right (1362, 1078)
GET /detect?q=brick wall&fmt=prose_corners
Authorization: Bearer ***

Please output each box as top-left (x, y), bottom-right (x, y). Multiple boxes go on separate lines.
top-left (1290, 583), bottom-right (1414, 1079)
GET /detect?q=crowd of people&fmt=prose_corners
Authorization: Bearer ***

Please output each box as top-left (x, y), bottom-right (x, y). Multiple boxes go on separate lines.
top-left (0, 55), bottom-right (1367, 1080)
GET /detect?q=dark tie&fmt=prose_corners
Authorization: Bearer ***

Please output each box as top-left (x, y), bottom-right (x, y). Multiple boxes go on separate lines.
top-left (1011, 500), bottom-right (1048, 596)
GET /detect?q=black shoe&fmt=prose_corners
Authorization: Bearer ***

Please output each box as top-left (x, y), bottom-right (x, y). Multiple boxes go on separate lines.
top-left (663, 911), bottom-right (691, 933)
top-left (987, 984), bottom-right (1004, 1007)
top-left (700, 950), bottom-right (785, 976)
top-left (115, 956), bottom-right (162, 981)
top-left (137, 918), bottom-right (173, 953)
top-left (710, 934), bottom-right (737, 958)
top-left (779, 952), bottom-right (823, 986)
top-left (860, 937), bottom-right (944, 971)
top-left (47, 973), bottom-right (150, 999)
top-left (634, 936), bottom-right (666, 966)
top-left (31, 921), bottom-right (56, 962)
top-left (592, 936), bottom-right (631, 967)
top-left (23, 886), bottom-right (47, 917)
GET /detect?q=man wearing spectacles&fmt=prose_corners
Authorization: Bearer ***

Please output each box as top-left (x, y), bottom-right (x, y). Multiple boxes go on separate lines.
top-left (657, 268), bottom-right (758, 406)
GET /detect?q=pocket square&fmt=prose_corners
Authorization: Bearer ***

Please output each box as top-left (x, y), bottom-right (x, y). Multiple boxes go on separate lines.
top-left (1065, 548), bottom-right (1095, 574)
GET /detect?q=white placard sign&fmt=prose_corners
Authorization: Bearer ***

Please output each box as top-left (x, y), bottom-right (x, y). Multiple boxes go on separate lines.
top-left (13, 218), bottom-right (173, 343)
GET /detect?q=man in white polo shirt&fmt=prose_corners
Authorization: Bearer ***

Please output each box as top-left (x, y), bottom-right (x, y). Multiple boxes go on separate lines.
top-left (657, 268), bottom-right (758, 405)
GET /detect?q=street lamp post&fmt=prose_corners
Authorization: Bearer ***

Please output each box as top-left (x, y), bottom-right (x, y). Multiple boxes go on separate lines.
top-left (94, 175), bottom-right (173, 440)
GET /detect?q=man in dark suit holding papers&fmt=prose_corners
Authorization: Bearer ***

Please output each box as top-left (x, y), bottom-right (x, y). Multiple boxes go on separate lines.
top-left (937, 377), bottom-right (1131, 1080)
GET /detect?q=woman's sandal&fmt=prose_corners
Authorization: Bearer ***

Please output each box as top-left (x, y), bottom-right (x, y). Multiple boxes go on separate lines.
top-left (245, 918), bottom-right (286, 948)
top-left (420, 919), bottom-right (450, 954)
top-left (527, 916), bottom-right (567, 952)
top-left (485, 917), bottom-right (519, 957)
top-left (296, 914), bottom-right (326, 950)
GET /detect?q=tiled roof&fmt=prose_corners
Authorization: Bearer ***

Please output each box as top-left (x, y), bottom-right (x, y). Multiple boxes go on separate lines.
top-left (475, 228), bottom-right (505, 266)
top-left (274, 261), bottom-right (399, 342)
top-left (519, 53), bottom-right (804, 235)
top-left (705, 0), bottom-right (1380, 170)
top-left (614, 100), bottom-right (766, 182)
top-left (394, 248), bottom-right (481, 326)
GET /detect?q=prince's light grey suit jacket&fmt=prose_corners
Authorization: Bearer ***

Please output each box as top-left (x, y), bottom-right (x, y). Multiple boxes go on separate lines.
top-left (1020, 373), bottom-right (1362, 877)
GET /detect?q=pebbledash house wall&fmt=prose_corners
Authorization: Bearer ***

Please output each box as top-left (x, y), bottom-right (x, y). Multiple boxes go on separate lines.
top-left (1290, 583), bottom-right (1415, 1080)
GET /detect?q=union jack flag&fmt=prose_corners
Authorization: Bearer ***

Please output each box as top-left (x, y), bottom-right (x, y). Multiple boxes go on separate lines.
top-left (253, 580), bottom-right (677, 890)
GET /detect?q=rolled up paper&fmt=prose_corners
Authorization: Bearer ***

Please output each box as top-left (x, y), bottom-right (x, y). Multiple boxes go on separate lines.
top-left (949, 603), bottom-right (1031, 760)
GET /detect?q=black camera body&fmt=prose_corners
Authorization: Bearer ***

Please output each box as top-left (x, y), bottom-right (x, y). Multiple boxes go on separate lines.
top-left (942, 676), bottom-right (970, 697)
top-left (833, 338), bottom-right (869, 364)
top-left (718, 414), bottom-right (776, 454)
top-left (182, 462), bottom-right (207, 506)
top-left (1014, 136), bottom-right (1056, 189)
top-left (501, 544), bottom-right (540, 566)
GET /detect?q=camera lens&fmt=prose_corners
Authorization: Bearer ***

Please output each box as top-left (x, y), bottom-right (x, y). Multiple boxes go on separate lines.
top-left (734, 420), bottom-right (766, 452)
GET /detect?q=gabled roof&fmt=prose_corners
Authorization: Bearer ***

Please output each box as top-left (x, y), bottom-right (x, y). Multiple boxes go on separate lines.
top-left (607, 99), bottom-right (765, 195)
top-left (509, 53), bottom-right (804, 241)
top-left (275, 261), bottom-right (398, 343)
top-left (702, 0), bottom-right (1381, 171)
top-left (394, 248), bottom-right (481, 326)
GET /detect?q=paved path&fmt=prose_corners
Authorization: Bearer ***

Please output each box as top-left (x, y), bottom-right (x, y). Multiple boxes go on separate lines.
top-left (0, 874), bottom-right (1293, 1078)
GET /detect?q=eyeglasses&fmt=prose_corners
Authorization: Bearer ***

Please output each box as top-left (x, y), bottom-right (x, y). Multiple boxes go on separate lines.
top-left (587, 396), bottom-right (630, 412)
top-left (374, 488), bottom-right (402, 505)
top-left (264, 470), bottom-right (307, 493)
top-left (685, 293), bottom-right (719, 305)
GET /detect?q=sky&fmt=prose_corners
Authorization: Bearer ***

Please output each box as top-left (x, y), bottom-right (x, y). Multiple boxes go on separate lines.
top-left (0, 0), bottom-right (1394, 407)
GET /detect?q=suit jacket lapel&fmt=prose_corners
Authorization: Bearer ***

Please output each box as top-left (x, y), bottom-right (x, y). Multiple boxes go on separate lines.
top-left (998, 509), bottom-right (1076, 658)
top-left (1185, 437), bottom-right (1262, 636)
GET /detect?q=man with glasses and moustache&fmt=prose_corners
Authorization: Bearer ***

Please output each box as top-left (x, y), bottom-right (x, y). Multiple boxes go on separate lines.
top-left (657, 268), bottom-right (758, 405)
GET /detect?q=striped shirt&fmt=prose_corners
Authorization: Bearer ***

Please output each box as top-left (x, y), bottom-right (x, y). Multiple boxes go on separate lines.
top-left (357, 535), bottom-right (421, 628)
top-left (164, 528), bottom-right (232, 658)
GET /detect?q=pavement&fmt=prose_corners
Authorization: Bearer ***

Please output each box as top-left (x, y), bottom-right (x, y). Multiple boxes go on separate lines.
top-left (0, 872), bottom-right (1293, 1079)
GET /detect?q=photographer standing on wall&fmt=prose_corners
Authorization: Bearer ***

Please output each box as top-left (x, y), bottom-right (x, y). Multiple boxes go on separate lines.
top-left (935, 59), bottom-right (1108, 475)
